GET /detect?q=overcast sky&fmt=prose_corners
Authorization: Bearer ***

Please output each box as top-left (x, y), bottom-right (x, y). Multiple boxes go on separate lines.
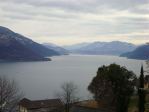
top-left (0, 0), bottom-right (149, 45)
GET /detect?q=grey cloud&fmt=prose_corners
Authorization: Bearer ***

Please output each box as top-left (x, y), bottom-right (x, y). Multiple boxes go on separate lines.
top-left (117, 17), bottom-right (149, 25)
top-left (3, 11), bottom-right (78, 21)
top-left (0, 0), bottom-right (148, 44)
top-left (130, 7), bottom-right (149, 14)
top-left (117, 17), bottom-right (149, 31)
top-left (1, 0), bottom-right (93, 13)
top-left (81, 16), bottom-right (149, 36)
top-left (1, 0), bottom-right (149, 21)
top-left (3, 14), bottom-right (34, 20)
top-left (1, 0), bottom-right (149, 13)
top-left (0, 4), bottom-right (79, 21)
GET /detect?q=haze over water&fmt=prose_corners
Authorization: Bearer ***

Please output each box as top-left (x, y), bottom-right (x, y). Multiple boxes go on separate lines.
top-left (0, 55), bottom-right (146, 100)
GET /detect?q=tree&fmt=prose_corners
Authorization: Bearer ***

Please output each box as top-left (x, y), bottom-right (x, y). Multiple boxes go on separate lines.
top-left (138, 65), bottom-right (145, 112)
top-left (88, 64), bottom-right (136, 112)
top-left (0, 76), bottom-right (23, 112)
top-left (56, 82), bottom-right (79, 112)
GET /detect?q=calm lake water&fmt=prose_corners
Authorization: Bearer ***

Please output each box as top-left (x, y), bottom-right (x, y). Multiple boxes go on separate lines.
top-left (0, 55), bottom-right (147, 100)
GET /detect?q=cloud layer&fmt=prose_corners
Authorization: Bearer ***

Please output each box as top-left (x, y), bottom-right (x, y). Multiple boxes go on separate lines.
top-left (0, 0), bottom-right (149, 45)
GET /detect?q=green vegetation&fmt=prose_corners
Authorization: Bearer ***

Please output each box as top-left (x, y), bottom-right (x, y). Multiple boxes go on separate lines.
top-left (88, 64), bottom-right (137, 112)
top-left (128, 95), bottom-right (138, 112)
top-left (128, 94), bottom-right (149, 112)
top-left (138, 66), bottom-right (146, 112)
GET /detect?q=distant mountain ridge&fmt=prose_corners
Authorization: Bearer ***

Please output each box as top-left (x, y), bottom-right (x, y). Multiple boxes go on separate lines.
top-left (43, 43), bottom-right (69, 55)
top-left (63, 42), bottom-right (90, 51)
top-left (0, 26), bottom-right (60, 61)
top-left (121, 44), bottom-right (149, 60)
top-left (63, 41), bottom-right (137, 55)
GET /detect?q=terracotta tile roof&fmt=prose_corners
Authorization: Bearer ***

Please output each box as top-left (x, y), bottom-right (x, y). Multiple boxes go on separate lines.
top-left (75, 100), bottom-right (100, 109)
top-left (74, 100), bottom-right (115, 111)
top-left (19, 98), bottom-right (63, 109)
top-left (19, 98), bottom-right (31, 108)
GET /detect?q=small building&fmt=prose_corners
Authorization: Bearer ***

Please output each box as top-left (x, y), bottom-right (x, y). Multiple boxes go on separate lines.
top-left (145, 75), bottom-right (149, 89)
top-left (18, 98), bottom-right (64, 112)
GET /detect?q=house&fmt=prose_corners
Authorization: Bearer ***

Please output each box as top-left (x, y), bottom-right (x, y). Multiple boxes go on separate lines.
top-left (18, 98), bottom-right (64, 112)
top-left (71, 100), bottom-right (115, 112)
top-left (145, 75), bottom-right (149, 89)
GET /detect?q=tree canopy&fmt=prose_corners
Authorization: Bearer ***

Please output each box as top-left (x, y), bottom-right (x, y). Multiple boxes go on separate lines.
top-left (88, 64), bottom-right (136, 112)
top-left (138, 66), bottom-right (145, 112)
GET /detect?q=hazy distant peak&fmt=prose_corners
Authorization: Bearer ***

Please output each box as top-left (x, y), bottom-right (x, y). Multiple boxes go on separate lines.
top-left (63, 42), bottom-right (90, 50)
top-left (64, 41), bottom-right (137, 55)
top-left (43, 43), bottom-right (69, 55)
top-left (121, 44), bottom-right (149, 60)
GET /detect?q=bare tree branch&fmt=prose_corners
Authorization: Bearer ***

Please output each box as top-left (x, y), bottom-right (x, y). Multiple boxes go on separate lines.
top-left (55, 81), bottom-right (79, 112)
top-left (0, 76), bottom-right (23, 112)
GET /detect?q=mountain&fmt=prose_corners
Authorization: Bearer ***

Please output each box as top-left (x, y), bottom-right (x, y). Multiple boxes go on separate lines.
top-left (64, 41), bottom-right (136, 55)
top-left (63, 42), bottom-right (90, 51)
top-left (120, 44), bottom-right (149, 60)
top-left (43, 43), bottom-right (69, 55)
top-left (0, 26), bottom-right (60, 61)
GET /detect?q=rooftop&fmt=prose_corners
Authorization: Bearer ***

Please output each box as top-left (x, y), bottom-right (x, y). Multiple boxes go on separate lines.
top-left (19, 98), bottom-right (63, 109)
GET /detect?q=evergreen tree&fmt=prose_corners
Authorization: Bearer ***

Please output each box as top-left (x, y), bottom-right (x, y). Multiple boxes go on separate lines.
top-left (88, 64), bottom-right (136, 112)
top-left (138, 65), bottom-right (145, 112)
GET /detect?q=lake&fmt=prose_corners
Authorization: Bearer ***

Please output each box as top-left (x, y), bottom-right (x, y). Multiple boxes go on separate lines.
top-left (0, 55), bottom-right (147, 100)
